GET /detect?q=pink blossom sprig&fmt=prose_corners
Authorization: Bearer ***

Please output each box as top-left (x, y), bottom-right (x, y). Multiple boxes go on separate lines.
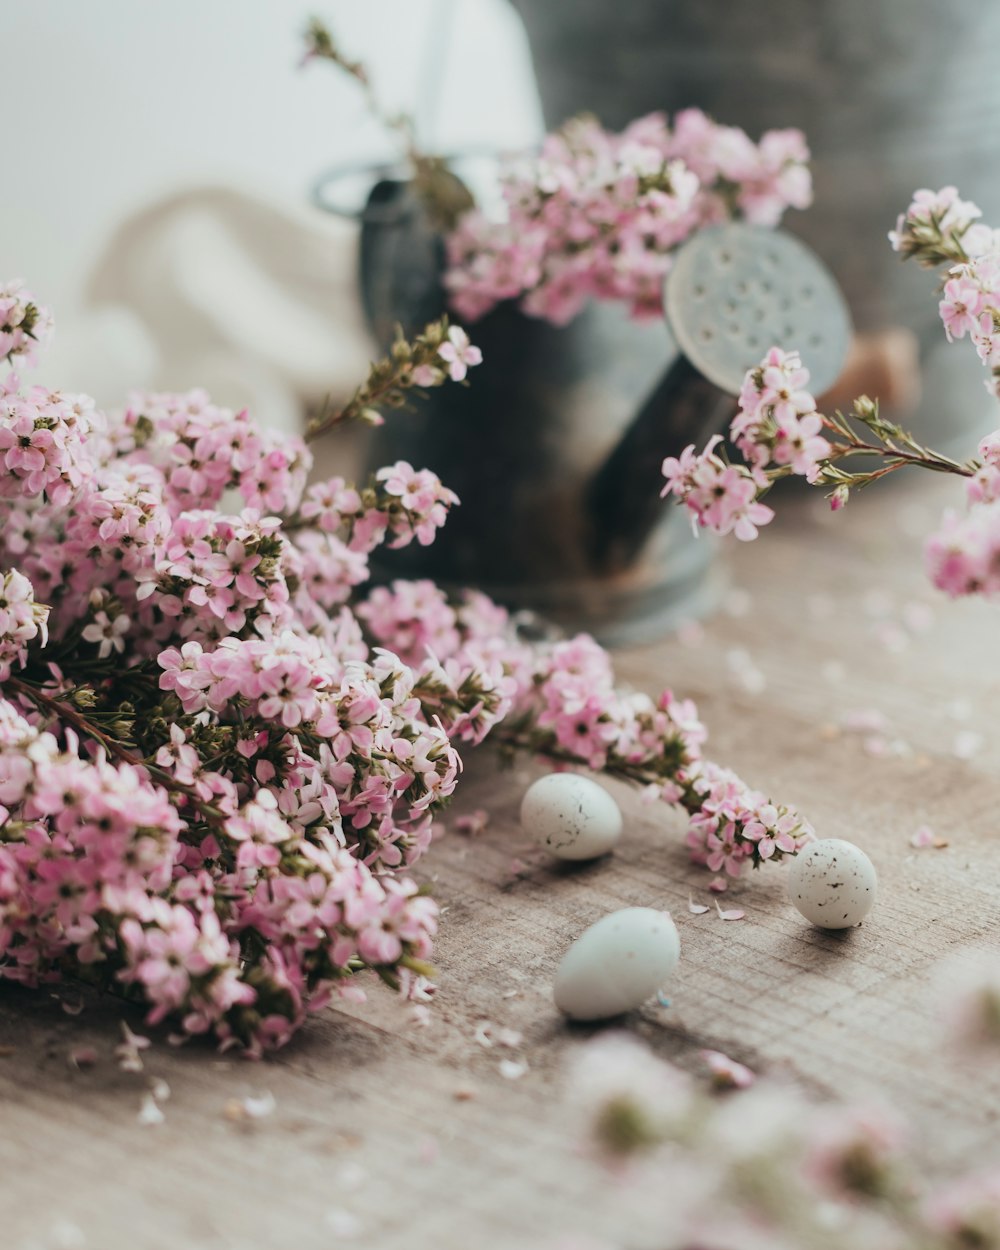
top-left (888, 186), bottom-right (986, 269)
top-left (444, 110), bottom-right (812, 324)
top-left (303, 19), bottom-right (475, 232)
top-left (892, 186), bottom-right (1000, 398)
top-left (298, 460), bottom-right (459, 552)
top-left (0, 571), bottom-right (48, 681)
top-left (305, 319), bottom-right (481, 440)
top-left (662, 346), bottom-right (982, 582)
top-left (0, 280), bottom-right (53, 367)
top-left (359, 580), bottom-right (813, 877)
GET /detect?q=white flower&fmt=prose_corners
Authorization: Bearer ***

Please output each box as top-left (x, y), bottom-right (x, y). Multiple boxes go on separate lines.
top-left (81, 610), bottom-right (130, 659)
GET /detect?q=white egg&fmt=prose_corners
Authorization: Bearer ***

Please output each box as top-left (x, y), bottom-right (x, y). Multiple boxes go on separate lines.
top-left (788, 838), bottom-right (877, 929)
top-left (553, 907), bottom-right (680, 1021)
top-left (520, 772), bottom-right (622, 861)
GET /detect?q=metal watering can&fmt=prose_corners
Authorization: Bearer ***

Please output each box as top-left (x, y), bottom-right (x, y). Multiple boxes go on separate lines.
top-left (318, 167), bottom-right (851, 643)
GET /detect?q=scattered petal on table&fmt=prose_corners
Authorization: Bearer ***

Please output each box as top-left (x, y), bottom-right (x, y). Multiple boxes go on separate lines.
top-left (954, 730), bottom-right (983, 760)
top-left (499, 1058), bottom-right (529, 1080)
top-left (687, 896), bottom-right (710, 915)
top-left (700, 1048), bottom-right (756, 1089)
top-left (68, 1046), bottom-right (98, 1070)
top-left (149, 1077), bottom-right (171, 1103)
top-left (223, 1092), bottom-right (276, 1124)
top-left (137, 1092), bottom-right (165, 1127)
top-left (454, 808), bottom-right (490, 836)
top-left (910, 825), bottom-right (948, 850)
top-left (324, 1209), bottom-right (363, 1239)
top-left (715, 901), bottom-right (745, 922)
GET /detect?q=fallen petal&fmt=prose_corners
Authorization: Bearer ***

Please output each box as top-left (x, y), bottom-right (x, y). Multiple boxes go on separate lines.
top-left (499, 1058), bottom-right (529, 1080)
top-left (700, 1048), bottom-right (756, 1089)
top-left (137, 1093), bottom-right (165, 1127)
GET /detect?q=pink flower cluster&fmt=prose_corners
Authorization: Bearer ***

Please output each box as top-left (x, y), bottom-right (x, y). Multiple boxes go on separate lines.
top-left (889, 185), bottom-right (987, 264)
top-left (733, 347), bottom-right (830, 482)
top-left (0, 281), bottom-right (814, 1051)
top-left (0, 295), bottom-right (479, 1052)
top-left (886, 190), bottom-right (1000, 599)
top-left (661, 348), bottom-right (834, 543)
top-left (0, 377), bottom-right (102, 507)
top-left (444, 110), bottom-right (811, 324)
top-left (926, 497), bottom-right (1000, 599)
top-left (890, 187), bottom-right (1000, 392)
top-left (686, 761), bottom-right (813, 875)
top-left (300, 459), bottom-right (459, 553)
top-left (361, 580), bottom-right (813, 876)
top-left (0, 279), bottom-right (53, 366)
top-left (661, 437), bottom-right (775, 542)
top-left (124, 387), bottom-right (311, 515)
top-left (0, 570), bottom-right (48, 681)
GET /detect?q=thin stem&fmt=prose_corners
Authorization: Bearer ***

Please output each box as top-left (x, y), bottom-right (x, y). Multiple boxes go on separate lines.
top-left (816, 411), bottom-right (977, 481)
top-left (305, 370), bottom-right (403, 441)
top-left (6, 675), bottom-right (229, 828)
top-left (305, 318), bottom-right (451, 443)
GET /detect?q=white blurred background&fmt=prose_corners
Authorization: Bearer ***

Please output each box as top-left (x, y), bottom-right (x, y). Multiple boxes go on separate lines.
top-left (0, 0), bottom-right (542, 423)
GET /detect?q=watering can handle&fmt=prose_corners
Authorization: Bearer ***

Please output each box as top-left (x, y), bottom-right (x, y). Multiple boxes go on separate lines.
top-left (587, 356), bottom-right (734, 573)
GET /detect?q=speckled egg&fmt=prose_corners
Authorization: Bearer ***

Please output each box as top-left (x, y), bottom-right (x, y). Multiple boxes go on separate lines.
top-left (553, 907), bottom-right (680, 1021)
top-left (788, 838), bottom-right (877, 929)
top-left (520, 772), bottom-right (622, 861)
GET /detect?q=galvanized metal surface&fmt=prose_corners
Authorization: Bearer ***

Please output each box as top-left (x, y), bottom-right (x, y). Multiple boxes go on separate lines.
top-left (511, 0), bottom-right (1000, 449)
top-left (666, 223), bottom-right (851, 397)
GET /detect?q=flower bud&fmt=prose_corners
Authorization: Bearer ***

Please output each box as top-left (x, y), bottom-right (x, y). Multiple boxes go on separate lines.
top-left (830, 485), bottom-right (850, 512)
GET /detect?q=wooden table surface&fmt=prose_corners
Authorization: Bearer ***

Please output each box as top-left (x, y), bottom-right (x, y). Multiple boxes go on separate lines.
top-left (4, 479), bottom-right (1000, 1250)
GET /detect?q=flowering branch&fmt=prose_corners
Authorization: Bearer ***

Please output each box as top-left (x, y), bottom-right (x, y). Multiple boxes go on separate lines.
top-left (303, 18), bottom-right (473, 230)
top-left (303, 17), bottom-right (416, 160)
top-left (0, 280), bottom-right (53, 367)
top-left (663, 186), bottom-right (1000, 601)
top-left (444, 110), bottom-right (812, 324)
top-left (662, 348), bottom-right (981, 543)
top-left (360, 586), bottom-right (814, 877)
top-left (305, 318), bottom-right (481, 440)
top-left (0, 271), bottom-right (812, 1056)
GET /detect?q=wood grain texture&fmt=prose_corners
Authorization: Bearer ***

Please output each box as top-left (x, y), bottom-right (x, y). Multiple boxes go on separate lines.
top-left (3, 479), bottom-right (999, 1250)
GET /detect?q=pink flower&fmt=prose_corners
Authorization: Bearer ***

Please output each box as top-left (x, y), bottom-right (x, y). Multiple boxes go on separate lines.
top-left (436, 326), bottom-right (482, 382)
top-left (661, 437), bottom-right (775, 542)
top-left (940, 276), bottom-right (985, 341)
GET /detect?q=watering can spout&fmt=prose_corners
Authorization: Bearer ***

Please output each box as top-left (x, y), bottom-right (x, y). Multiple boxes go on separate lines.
top-left (584, 223), bottom-right (853, 575)
top-left (586, 355), bottom-right (733, 572)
